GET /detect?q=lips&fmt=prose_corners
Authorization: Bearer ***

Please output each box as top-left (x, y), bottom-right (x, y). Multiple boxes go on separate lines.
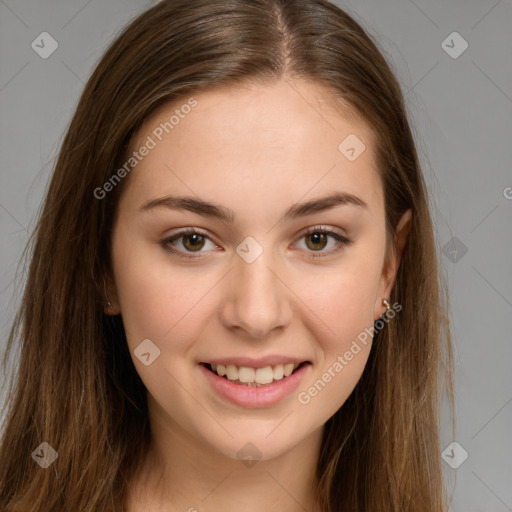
top-left (198, 360), bottom-right (312, 407)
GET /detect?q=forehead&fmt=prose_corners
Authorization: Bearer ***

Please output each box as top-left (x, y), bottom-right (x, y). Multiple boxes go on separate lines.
top-left (122, 79), bottom-right (383, 220)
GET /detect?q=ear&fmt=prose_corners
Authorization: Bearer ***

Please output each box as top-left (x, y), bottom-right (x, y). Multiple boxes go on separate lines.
top-left (373, 208), bottom-right (412, 320)
top-left (102, 268), bottom-right (121, 316)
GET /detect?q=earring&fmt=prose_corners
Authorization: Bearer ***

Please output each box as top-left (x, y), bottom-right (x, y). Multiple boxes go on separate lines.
top-left (374, 298), bottom-right (392, 329)
top-left (104, 298), bottom-right (115, 315)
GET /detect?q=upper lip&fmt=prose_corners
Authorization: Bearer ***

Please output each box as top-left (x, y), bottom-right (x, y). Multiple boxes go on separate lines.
top-left (201, 355), bottom-right (310, 368)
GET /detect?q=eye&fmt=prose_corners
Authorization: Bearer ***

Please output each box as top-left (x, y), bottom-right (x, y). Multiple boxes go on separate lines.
top-left (160, 225), bottom-right (352, 260)
top-left (160, 227), bottom-right (218, 260)
top-left (294, 226), bottom-right (351, 259)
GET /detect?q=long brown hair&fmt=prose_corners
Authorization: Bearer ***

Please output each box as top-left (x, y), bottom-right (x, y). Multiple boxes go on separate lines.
top-left (0, 1), bottom-right (454, 510)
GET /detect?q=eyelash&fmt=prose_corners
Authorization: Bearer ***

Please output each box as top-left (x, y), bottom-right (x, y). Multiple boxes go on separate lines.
top-left (160, 226), bottom-right (352, 260)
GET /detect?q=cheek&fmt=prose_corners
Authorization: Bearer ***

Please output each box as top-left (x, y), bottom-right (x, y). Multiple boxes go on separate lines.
top-left (300, 254), bottom-right (382, 343)
top-left (292, 254), bottom-right (381, 411)
top-left (111, 230), bottom-right (208, 351)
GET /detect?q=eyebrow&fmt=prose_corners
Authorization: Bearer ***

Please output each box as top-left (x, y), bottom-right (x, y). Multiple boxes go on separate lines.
top-left (140, 191), bottom-right (368, 223)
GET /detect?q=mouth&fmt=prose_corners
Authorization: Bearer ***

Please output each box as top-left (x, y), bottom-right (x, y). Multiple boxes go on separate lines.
top-left (200, 361), bottom-right (310, 387)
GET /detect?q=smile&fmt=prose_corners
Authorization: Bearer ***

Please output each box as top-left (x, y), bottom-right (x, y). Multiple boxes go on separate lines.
top-left (203, 362), bottom-right (306, 386)
top-left (198, 360), bottom-right (312, 408)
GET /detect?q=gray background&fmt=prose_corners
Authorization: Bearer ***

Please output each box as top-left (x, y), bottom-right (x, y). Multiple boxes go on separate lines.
top-left (1, 1), bottom-right (511, 510)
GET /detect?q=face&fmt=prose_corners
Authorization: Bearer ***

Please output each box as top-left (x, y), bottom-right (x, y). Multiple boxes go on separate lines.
top-left (108, 78), bottom-right (410, 463)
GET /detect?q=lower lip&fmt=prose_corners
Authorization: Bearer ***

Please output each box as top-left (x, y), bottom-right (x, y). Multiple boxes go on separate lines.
top-left (199, 362), bottom-right (311, 408)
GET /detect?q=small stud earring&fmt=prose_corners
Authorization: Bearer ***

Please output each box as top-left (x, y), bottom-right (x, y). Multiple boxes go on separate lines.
top-left (382, 299), bottom-right (391, 311)
top-left (104, 296), bottom-right (116, 315)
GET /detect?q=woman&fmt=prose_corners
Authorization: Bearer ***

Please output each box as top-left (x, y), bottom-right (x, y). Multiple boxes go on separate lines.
top-left (0, 0), bottom-right (454, 510)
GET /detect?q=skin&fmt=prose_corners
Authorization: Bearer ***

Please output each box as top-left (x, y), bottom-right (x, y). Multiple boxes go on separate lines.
top-left (106, 77), bottom-right (411, 511)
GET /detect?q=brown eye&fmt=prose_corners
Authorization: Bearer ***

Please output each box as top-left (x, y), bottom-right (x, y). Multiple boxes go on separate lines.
top-left (181, 233), bottom-right (206, 252)
top-left (160, 228), bottom-right (217, 259)
top-left (296, 226), bottom-right (352, 259)
top-left (160, 226), bottom-right (351, 261)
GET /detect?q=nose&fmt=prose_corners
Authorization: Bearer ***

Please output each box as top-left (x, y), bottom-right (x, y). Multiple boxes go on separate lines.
top-left (219, 250), bottom-right (293, 339)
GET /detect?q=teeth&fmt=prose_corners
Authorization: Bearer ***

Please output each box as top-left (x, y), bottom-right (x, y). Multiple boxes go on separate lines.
top-left (255, 366), bottom-right (274, 384)
top-left (238, 367), bottom-right (255, 383)
top-left (283, 363), bottom-right (295, 377)
top-left (210, 362), bottom-right (302, 384)
top-left (225, 365), bottom-right (238, 380)
top-left (273, 364), bottom-right (284, 380)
